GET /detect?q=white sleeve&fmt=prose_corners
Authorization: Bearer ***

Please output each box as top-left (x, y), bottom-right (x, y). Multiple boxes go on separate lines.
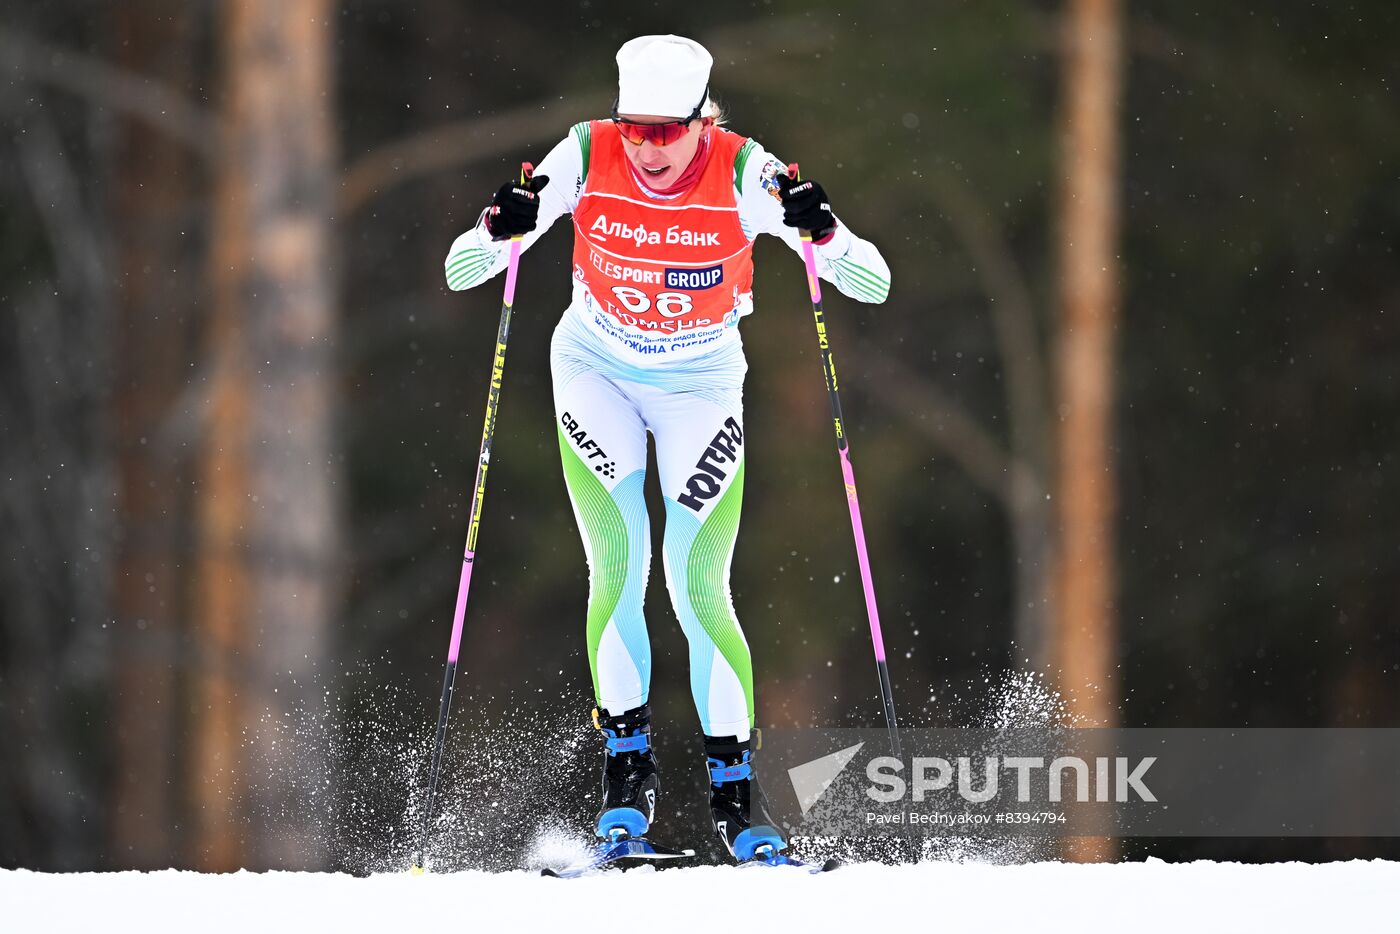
top-left (736, 142), bottom-right (891, 304)
top-left (443, 123), bottom-right (588, 291)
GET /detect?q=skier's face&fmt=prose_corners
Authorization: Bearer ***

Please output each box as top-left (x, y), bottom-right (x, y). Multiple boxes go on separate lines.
top-left (616, 113), bottom-right (705, 188)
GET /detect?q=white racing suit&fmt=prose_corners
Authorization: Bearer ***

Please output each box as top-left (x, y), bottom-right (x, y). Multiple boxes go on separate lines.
top-left (445, 121), bottom-right (890, 739)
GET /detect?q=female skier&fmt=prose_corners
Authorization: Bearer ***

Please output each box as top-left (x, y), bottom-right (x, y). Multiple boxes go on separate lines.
top-left (444, 34), bottom-right (890, 861)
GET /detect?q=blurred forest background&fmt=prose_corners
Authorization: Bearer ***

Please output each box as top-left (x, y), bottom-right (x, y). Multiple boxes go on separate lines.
top-left (1, 0), bottom-right (1396, 871)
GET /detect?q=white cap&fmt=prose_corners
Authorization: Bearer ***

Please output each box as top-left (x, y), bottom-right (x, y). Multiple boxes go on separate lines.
top-left (615, 34), bottom-right (712, 119)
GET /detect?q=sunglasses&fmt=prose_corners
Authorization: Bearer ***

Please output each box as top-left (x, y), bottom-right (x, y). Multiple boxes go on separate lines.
top-left (611, 88), bottom-right (708, 147)
top-left (613, 118), bottom-right (696, 147)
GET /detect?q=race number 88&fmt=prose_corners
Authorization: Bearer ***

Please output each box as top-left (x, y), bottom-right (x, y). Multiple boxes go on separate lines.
top-left (613, 286), bottom-right (693, 318)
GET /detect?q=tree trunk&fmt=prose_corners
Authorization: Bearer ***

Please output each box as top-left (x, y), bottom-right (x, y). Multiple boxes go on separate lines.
top-left (1054, 0), bottom-right (1124, 860)
top-left (109, 4), bottom-right (199, 870)
top-left (194, 0), bottom-right (339, 870)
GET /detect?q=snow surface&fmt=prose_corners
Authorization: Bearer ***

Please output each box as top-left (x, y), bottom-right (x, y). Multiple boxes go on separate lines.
top-left (5, 860), bottom-right (1398, 934)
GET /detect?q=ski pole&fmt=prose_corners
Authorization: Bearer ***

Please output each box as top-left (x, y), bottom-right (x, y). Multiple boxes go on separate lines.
top-left (413, 162), bottom-right (533, 872)
top-left (788, 163), bottom-right (902, 760)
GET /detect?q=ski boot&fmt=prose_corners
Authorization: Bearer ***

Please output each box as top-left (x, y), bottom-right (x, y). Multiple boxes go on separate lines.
top-left (704, 733), bottom-right (787, 863)
top-left (594, 704), bottom-right (659, 840)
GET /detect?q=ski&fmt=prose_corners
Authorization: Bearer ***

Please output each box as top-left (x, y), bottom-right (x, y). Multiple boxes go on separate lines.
top-left (541, 836), bottom-right (841, 877)
top-left (739, 848), bottom-right (842, 874)
top-left (540, 836), bottom-right (695, 878)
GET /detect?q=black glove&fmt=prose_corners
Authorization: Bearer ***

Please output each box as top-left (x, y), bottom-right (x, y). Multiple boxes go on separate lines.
top-left (776, 173), bottom-right (837, 242)
top-left (484, 173), bottom-right (550, 240)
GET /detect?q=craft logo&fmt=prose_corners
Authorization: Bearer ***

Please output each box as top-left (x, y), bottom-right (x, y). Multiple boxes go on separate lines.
top-left (677, 417), bottom-right (744, 512)
top-left (664, 265), bottom-right (723, 290)
top-left (560, 412), bottom-right (617, 480)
